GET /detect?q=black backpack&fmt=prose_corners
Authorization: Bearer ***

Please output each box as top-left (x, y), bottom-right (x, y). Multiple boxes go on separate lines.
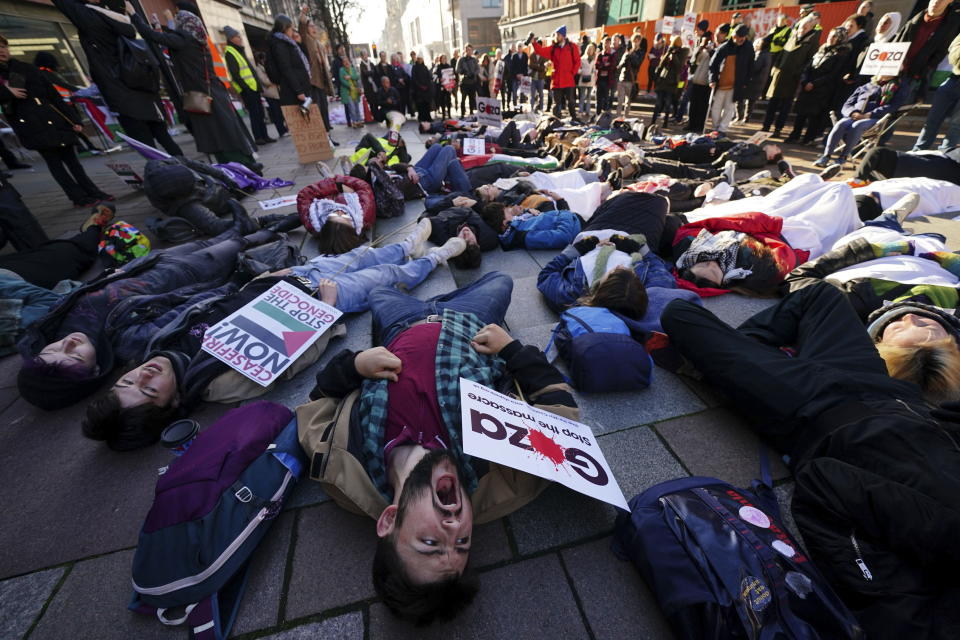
top-left (118, 36), bottom-right (160, 94)
top-left (367, 162), bottom-right (405, 218)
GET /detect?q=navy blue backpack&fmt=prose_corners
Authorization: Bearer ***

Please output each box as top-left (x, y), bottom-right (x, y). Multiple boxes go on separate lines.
top-left (546, 306), bottom-right (652, 393)
top-left (129, 402), bottom-right (307, 640)
top-left (612, 458), bottom-right (864, 639)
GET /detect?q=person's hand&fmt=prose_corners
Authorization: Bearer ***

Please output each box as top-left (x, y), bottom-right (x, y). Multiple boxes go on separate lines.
top-left (6, 86), bottom-right (26, 99)
top-left (471, 324), bottom-right (514, 355)
top-left (162, 8), bottom-right (174, 23)
top-left (611, 234), bottom-right (641, 254)
top-left (317, 278), bottom-right (337, 306)
top-left (300, 4), bottom-right (309, 15)
top-left (124, 1), bottom-right (135, 16)
top-left (269, 267), bottom-right (293, 277)
top-left (72, 124), bottom-right (83, 132)
top-left (709, 82), bottom-right (716, 89)
top-left (297, 93), bottom-right (306, 102)
top-left (573, 235), bottom-right (600, 255)
top-left (407, 166), bottom-right (419, 184)
top-left (354, 347), bottom-right (402, 382)
top-left (452, 195), bottom-right (477, 207)
top-left (517, 171), bottom-right (530, 176)
top-left (804, 82), bottom-right (814, 91)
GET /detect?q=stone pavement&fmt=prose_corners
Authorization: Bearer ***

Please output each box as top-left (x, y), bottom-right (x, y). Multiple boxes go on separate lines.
top-left (0, 102), bottom-right (952, 640)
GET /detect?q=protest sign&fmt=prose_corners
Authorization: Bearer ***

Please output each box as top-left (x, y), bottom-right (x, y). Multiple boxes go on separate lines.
top-left (463, 137), bottom-right (486, 155)
top-left (683, 12), bottom-right (697, 32)
top-left (202, 280), bottom-right (342, 387)
top-left (258, 195), bottom-right (298, 210)
top-left (662, 16), bottom-right (675, 34)
top-left (282, 103), bottom-right (334, 163)
top-left (477, 96), bottom-right (503, 127)
top-left (860, 42), bottom-right (911, 76)
top-left (460, 378), bottom-right (629, 509)
top-left (441, 67), bottom-right (456, 91)
top-left (745, 130), bottom-right (772, 145)
top-left (520, 75), bottom-right (532, 98)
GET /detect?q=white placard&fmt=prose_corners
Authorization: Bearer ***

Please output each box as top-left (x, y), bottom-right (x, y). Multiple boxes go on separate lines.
top-left (460, 378), bottom-right (629, 509)
top-left (441, 67), bottom-right (456, 91)
top-left (860, 42), bottom-right (911, 76)
top-left (519, 74), bottom-right (532, 97)
top-left (463, 137), bottom-right (486, 155)
top-left (683, 13), bottom-right (698, 32)
top-left (202, 280), bottom-right (342, 387)
top-left (477, 96), bottom-right (503, 127)
top-left (258, 195), bottom-right (298, 210)
top-left (662, 16), bottom-right (676, 34)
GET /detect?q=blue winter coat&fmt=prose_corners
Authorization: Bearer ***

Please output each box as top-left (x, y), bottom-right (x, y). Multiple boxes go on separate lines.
top-left (500, 210), bottom-right (582, 251)
top-left (841, 80), bottom-right (907, 120)
top-left (537, 245), bottom-right (676, 312)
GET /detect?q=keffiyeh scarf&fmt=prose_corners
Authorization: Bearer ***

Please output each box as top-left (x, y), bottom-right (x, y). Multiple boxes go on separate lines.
top-left (676, 229), bottom-right (753, 285)
top-left (308, 192), bottom-right (363, 235)
top-left (176, 10), bottom-right (206, 43)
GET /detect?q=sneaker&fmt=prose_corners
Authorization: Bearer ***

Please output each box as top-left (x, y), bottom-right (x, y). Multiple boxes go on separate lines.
top-left (428, 236), bottom-right (466, 265)
top-left (721, 160), bottom-right (737, 185)
top-left (776, 159), bottom-right (796, 180)
top-left (402, 218), bottom-right (432, 259)
top-left (80, 202), bottom-right (115, 231)
top-left (818, 163), bottom-right (843, 181)
top-left (316, 161), bottom-right (334, 178)
top-left (813, 156), bottom-right (831, 168)
top-left (607, 167), bottom-right (623, 190)
top-left (883, 192), bottom-right (920, 224)
top-left (747, 170), bottom-right (772, 182)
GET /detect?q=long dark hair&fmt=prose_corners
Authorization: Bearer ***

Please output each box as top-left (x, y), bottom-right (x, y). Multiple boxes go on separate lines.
top-left (316, 221), bottom-right (366, 254)
top-left (577, 268), bottom-right (648, 320)
top-left (271, 14), bottom-right (294, 34)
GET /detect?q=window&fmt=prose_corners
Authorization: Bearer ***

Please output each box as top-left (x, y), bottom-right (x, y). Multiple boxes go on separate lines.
top-left (720, 0), bottom-right (766, 8)
top-left (482, 0), bottom-right (501, 7)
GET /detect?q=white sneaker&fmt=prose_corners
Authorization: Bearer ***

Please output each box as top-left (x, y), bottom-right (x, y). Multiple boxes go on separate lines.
top-left (747, 169), bottom-right (772, 182)
top-left (722, 160), bottom-right (737, 185)
top-left (883, 192), bottom-right (920, 224)
top-left (428, 236), bottom-right (466, 265)
top-left (316, 161), bottom-right (334, 178)
top-left (402, 218), bottom-right (432, 258)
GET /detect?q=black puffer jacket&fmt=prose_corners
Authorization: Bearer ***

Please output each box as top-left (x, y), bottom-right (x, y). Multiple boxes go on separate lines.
top-left (267, 34), bottom-right (311, 105)
top-left (794, 43), bottom-right (851, 116)
top-left (0, 59), bottom-right (80, 151)
top-left (708, 39), bottom-right (754, 101)
top-left (420, 206), bottom-right (499, 251)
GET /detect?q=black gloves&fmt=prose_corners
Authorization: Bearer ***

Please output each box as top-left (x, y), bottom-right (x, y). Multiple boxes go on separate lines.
top-left (611, 234), bottom-right (641, 254)
top-left (574, 236), bottom-right (600, 255)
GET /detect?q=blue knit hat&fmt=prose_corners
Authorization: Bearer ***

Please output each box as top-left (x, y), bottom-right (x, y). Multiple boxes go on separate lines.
top-left (555, 25), bottom-right (567, 37)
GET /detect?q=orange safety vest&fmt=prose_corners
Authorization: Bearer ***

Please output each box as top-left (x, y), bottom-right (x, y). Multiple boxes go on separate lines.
top-left (207, 36), bottom-right (232, 89)
top-left (38, 67), bottom-right (72, 102)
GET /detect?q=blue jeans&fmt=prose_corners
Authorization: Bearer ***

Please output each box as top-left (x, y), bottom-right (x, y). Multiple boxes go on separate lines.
top-left (414, 144), bottom-right (472, 194)
top-left (913, 75), bottom-right (960, 150)
top-left (371, 271), bottom-right (514, 346)
top-left (343, 99), bottom-right (361, 124)
top-left (822, 117), bottom-right (877, 160)
top-left (862, 212), bottom-right (947, 242)
top-left (290, 243), bottom-right (435, 314)
top-left (531, 78), bottom-right (545, 112)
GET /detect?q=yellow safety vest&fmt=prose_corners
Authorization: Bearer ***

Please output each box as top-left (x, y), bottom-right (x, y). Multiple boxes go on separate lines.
top-left (224, 45), bottom-right (258, 92)
top-left (349, 138), bottom-right (402, 167)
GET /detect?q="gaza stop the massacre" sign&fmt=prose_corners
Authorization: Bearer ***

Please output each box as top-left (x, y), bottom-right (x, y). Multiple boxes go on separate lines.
top-left (460, 378), bottom-right (628, 509)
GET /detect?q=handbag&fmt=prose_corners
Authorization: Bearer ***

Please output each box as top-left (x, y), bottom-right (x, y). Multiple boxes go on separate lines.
top-left (184, 48), bottom-right (213, 115)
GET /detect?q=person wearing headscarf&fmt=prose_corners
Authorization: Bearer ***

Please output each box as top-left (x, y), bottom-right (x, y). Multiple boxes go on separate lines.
top-left (127, 2), bottom-right (259, 172)
top-left (872, 11), bottom-right (901, 44)
top-left (266, 14), bottom-right (311, 109)
top-left (787, 26), bottom-right (851, 145)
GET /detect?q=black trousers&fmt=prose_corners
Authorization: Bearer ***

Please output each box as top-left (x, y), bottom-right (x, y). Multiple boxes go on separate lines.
top-left (687, 83), bottom-right (711, 133)
top-left (856, 147), bottom-right (960, 185)
top-left (239, 89), bottom-right (269, 141)
top-left (264, 97), bottom-right (288, 135)
top-left (460, 86), bottom-right (477, 115)
top-left (117, 114), bottom-right (183, 156)
top-left (583, 191), bottom-right (667, 250)
top-left (552, 86), bottom-right (577, 119)
top-left (39, 146), bottom-right (103, 204)
top-left (762, 96), bottom-right (793, 132)
top-left (0, 226), bottom-right (101, 288)
top-left (310, 88), bottom-right (332, 132)
top-left (642, 157), bottom-right (720, 181)
top-left (661, 282), bottom-right (902, 455)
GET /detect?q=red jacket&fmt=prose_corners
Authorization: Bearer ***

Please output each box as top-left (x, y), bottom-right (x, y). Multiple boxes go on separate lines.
top-left (531, 40), bottom-right (581, 89)
top-left (297, 175), bottom-right (376, 236)
top-left (672, 211), bottom-right (810, 297)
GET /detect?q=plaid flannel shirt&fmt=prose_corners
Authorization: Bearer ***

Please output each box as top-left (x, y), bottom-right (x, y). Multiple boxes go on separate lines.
top-left (358, 309), bottom-right (505, 500)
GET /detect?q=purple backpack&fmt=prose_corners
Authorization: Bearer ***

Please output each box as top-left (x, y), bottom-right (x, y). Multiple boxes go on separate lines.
top-left (129, 402), bottom-right (306, 639)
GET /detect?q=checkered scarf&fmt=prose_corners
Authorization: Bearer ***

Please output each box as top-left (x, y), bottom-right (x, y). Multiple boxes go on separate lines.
top-left (358, 309), bottom-right (505, 500)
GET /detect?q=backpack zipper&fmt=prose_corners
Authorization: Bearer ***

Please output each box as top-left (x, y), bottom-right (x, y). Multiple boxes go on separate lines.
top-left (850, 531), bottom-right (873, 581)
top-left (133, 470), bottom-right (293, 596)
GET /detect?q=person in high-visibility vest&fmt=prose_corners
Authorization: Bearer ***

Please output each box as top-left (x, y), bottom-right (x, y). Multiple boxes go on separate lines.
top-left (222, 25), bottom-right (274, 145)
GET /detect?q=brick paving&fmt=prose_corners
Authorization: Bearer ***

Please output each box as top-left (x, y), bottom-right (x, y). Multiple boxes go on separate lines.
top-left (0, 101), bottom-right (951, 639)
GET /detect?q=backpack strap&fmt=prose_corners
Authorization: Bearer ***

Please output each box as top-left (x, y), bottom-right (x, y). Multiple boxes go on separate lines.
top-left (156, 603), bottom-right (198, 626)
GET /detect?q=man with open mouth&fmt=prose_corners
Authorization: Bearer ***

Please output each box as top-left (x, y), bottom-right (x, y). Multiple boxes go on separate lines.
top-left (296, 271), bottom-right (578, 624)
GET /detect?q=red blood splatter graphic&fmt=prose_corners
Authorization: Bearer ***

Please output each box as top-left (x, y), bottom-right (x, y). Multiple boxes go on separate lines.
top-left (528, 429), bottom-right (566, 466)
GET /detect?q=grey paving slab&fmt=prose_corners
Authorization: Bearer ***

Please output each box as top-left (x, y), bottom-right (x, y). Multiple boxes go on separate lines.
top-left (511, 321), bottom-right (556, 351)
top-left (368, 554), bottom-right (589, 639)
top-left (410, 264), bottom-right (458, 300)
top-left (576, 369), bottom-right (706, 435)
top-left (283, 477), bottom-right (332, 511)
top-left (0, 398), bottom-right (171, 579)
top-left (29, 550), bottom-right (177, 640)
top-left (231, 512), bottom-right (295, 637)
top-left (526, 247), bottom-right (563, 269)
top-left (508, 426), bottom-right (686, 555)
top-left (679, 373), bottom-right (727, 408)
top-left (468, 520), bottom-right (513, 569)
top-left (504, 275), bottom-right (558, 331)
top-left (452, 249), bottom-right (541, 287)
top-left (284, 502), bottom-right (378, 619)
top-left (655, 408), bottom-right (789, 487)
top-left (257, 613), bottom-right (364, 640)
top-left (701, 293), bottom-right (777, 328)
top-left (0, 567), bottom-right (64, 640)
top-left (562, 537), bottom-right (675, 640)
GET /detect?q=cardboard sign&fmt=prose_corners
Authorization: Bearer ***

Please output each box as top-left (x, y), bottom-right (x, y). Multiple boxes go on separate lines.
top-left (460, 379), bottom-right (629, 509)
top-left (860, 42), bottom-right (911, 76)
top-left (463, 137), bottom-right (486, 156)
top-left (519, 74), bottom-right (532, 97)
top-left (282, 103), bottom-right (334, 164)
top-left (202, 280), bottom-right (342, 387)
top-left (258, 195), bottom-right (298, 210)
top-left (441, 67), bottom-right (456, 91)
top-left (477, 96), bottom-right (503, 127)
top-left (746, 130), bottom-right (772, 145)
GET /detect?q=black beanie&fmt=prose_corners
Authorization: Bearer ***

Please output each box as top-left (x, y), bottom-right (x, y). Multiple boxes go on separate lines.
top-left (855, 194), bottom-right (883, 222)
top-left (17, 365), bottom-right (109, 411)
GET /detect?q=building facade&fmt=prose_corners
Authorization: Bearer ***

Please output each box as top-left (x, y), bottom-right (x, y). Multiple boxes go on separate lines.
top-left (498, 0), bottom-right (600, 45)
